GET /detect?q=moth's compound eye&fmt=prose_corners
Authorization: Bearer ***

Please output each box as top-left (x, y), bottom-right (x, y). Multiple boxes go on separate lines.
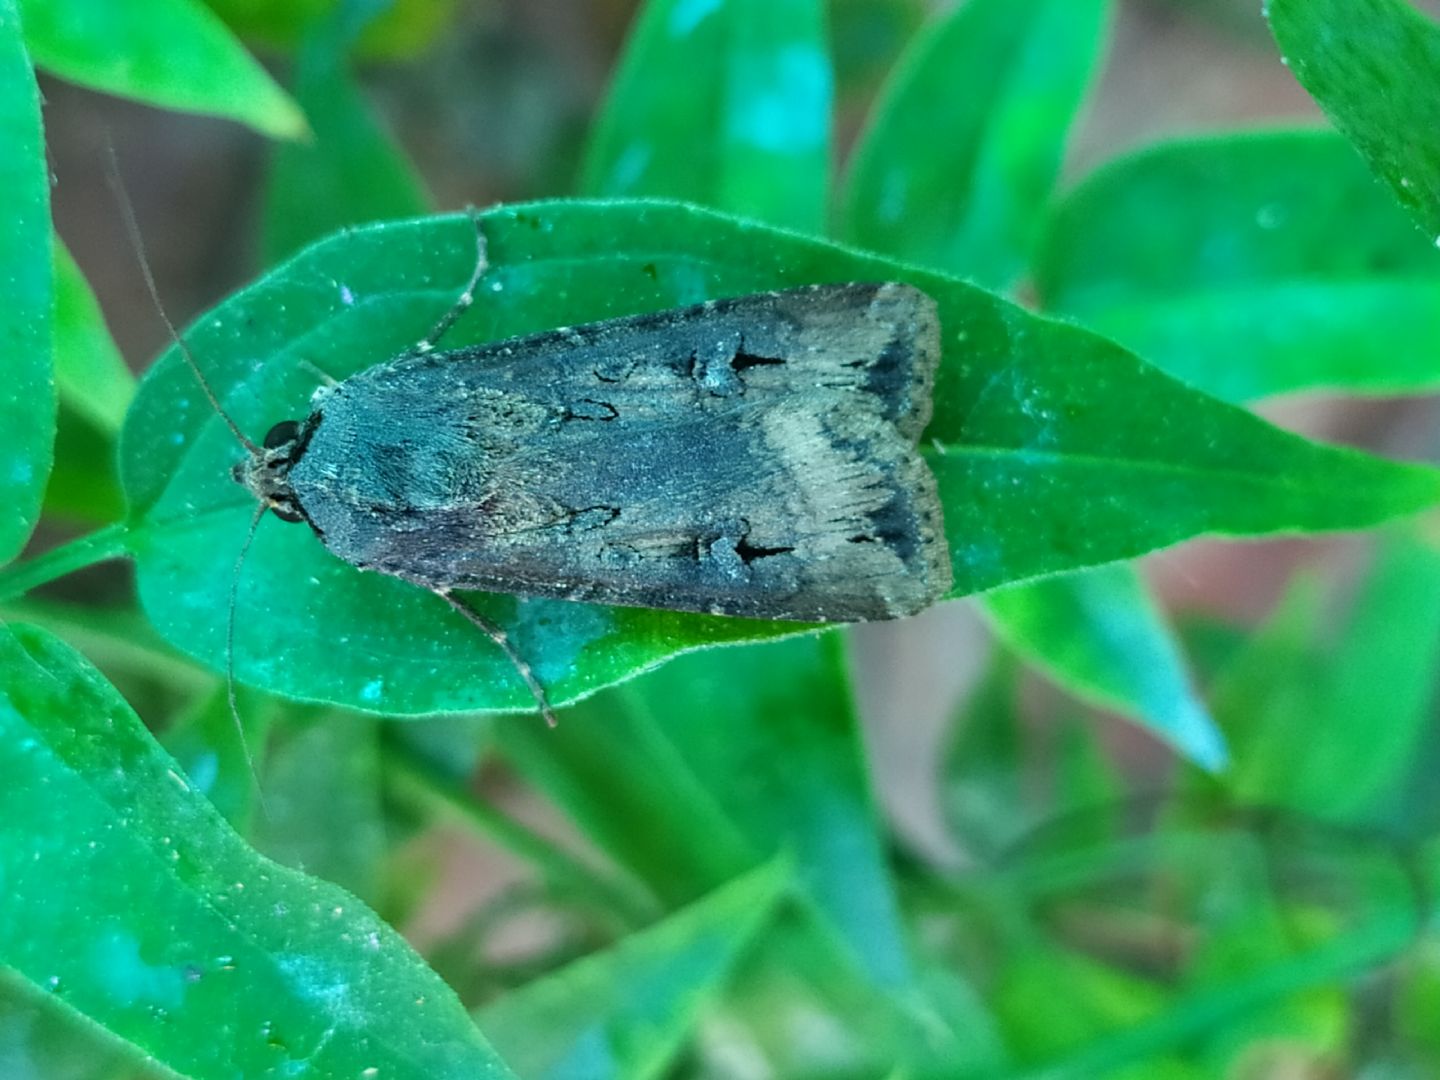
top-left (263, 419), bottom-right (302, 450)
top-left (270, 502), bottom-right (305, 524)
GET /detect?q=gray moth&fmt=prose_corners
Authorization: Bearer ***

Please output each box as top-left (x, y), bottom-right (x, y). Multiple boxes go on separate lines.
top-left (216, 223), bottom-right (953, 719)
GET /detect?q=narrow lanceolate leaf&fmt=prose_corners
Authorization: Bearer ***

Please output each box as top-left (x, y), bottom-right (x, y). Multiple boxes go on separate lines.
top-left (1268, 0), bottom-right (1440, 240)
top-left (1037, 131), bottom-right (1440, 402)
top-left (0, 0), bottom-right (53, 567)
top-left (18, 0), bottom-right (305, 139)
top-left (476, 861), bottom-right (791, 1080)
top-left (261, 12), bottom-right (430, 265)
top-left (53, 240), bottom-right (135, 435)
top-left (841, 0), bottom-right (1110, 288)
top-left (581, 0), bottom-right (831, 232)
top-left (117, 201), bottom-right (1440, 716)
top-left (985, 564), bottom-right (1225, 769)
top-left (0, 623), bottom-right (514, 1079)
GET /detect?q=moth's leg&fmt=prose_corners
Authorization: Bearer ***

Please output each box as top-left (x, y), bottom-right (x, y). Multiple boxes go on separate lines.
top-left (409, 209), bottom-right (490, 357)
top-left (434, 589), bottom-right (558, 728)
top-left (298, 358), bottom-right (340, 388)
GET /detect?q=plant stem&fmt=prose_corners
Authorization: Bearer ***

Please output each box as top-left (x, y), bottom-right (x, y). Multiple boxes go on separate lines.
top-left (383, 743), bottom-right (656, 927)
top-left (0, 522), bottom-right (134, 602)
top-left (0, 596), bottom-right (211, 692)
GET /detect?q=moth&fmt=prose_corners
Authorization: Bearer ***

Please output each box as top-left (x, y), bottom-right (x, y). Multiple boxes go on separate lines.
top-left (170, 217), bottom-right (952, 723)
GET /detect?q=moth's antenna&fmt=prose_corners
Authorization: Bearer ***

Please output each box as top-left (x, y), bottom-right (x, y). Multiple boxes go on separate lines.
top-left (228, 503), bottom-right (271, 816)
top-left (435, 590), bottom-right (558, 728)
top-left (103, 141), bottom-right (261, 457)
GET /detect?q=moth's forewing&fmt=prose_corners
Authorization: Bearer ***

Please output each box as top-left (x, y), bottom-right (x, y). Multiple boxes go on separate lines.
top-left (286, 283), bottom-right (951, 622)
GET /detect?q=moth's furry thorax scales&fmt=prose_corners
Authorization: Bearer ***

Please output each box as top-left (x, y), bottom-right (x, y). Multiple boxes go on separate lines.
top-left (242, 282), bottom-right (952, 622)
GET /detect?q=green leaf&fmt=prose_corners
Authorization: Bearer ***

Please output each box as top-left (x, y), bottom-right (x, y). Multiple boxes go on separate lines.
top-left (1395, 936), bottom-right (1440, 1067)
top-left (1223, 527), bottom-right (1440, 824)
top-left (115, 201), bottom-right (1440, 716)
top-left (494, 688), bottom-right (757, 909)
top-left (261, 11), bottom-right (430, 265)
top-left (43, 406), bottom-right (127, 526)
top-left (1268, 0), bottom-right (1440, 239)
top-left (207, 0), bottom-right (459, 61)
top-left (992, 944), bottom-right (1170, 1066)
top-left (160, 685), bottom-right (276, 831)
top-left (475, 860), bottom-right (789, 1080)
top-left (250, 709), bottom-right (387, 905)
top-left (1049, 712), bottom-right (1129, 849)
top-left (0, 596), bottom-right (210, 744)
top-left (0, 2), bottom-right (54, 569)
top-left (499, 634), bottom-right (912, 987)
top-left (1037, 131), bottom-right (1440, 401)
top-left (941, 646), bottom-right (1029, 857)
top-left (165, 696), bottom-right (385, 907)
top-left (837, 0), bottom-right (1192, 785)
top-left (1186, 915), bottom-right (1348, 1074)
top-left (0, 622), bottom-right (514, 1078)
top-left (18, 0), bottom-right (306, 138)
top-left (53, 241), bottom-right (135, 436)
top-left (636, 634), bottom-right (911, 984)
top-left (841, 0), bottom-right (1110, 288)
top-left (580, 0), bottom-right (831, 232)
top-left (705, 909), bottom-right (974, 1076)
top-left (829, 0), bottom-right (926, 106)
top-left (1206, 573), bottom-right (1326, 804)
top-left (0, 970), bottom-right (164, 1080)
top-left (985, 565), bottom-right (1225, 768)
top-left (993, 819), bottom-right (1419, 1075)
top-left (1295, 528), bottom-right (1440, 821)
top-left (943, 646), bottom-right (1128, 858)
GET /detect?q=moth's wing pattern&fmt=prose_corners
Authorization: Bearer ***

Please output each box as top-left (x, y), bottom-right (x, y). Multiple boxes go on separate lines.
top-left (287, 283), bottom-right (951, 621)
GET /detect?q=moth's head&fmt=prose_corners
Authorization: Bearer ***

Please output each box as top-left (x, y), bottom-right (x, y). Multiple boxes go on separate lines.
top-left (233, 418), bottom-right (308, 523)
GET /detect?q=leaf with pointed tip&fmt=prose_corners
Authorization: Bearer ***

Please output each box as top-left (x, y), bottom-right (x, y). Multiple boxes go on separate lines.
top-left (985, 564), bottom-right (1224, 769)
top-left (1268, 0), bottom-right (1440, 239)
top-left (0, 622), bottom-right (514, 1078)
top-left (1036, 131), bottom-right (1440, 402)
top-left (53, 241), bottom-right (134, 435)
top-left (841, 0), bottom-right (1110, 288)
top-left (581, 0), bottom-right (831, 232)
top-left (18, 0), bottom-right (305, 138)
top-left (0, 1), bottom-right (53, 568)
top-left (476, 861), bottom-right (790, 1080)
top-left (116, 201), bottom-right (1440, 716)
top-left (261, 13), bottom-right (430, 265)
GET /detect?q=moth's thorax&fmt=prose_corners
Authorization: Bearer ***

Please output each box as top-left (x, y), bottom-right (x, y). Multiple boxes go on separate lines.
top-left (283, 381), bottom-right (501, 556)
